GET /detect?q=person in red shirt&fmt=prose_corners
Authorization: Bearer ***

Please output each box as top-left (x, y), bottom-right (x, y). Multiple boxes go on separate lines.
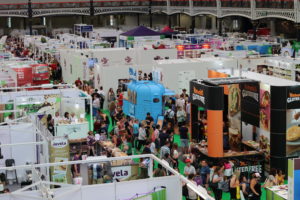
top-left (75, 77), bottom-right (82, 87)
top-left (117, 89), bottom-right (123, 107)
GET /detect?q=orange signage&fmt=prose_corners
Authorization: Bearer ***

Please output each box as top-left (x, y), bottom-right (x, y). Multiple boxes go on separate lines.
top-left (289, 93), bottom-right (300, 98)
top-left (193, 87), bottom-right (204, 96)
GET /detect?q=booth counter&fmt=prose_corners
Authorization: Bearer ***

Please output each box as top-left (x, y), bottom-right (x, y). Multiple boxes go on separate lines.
top-left (55, 122), bottom-right (89, 140)
top-left (266, 185), bottom-right (288, 200)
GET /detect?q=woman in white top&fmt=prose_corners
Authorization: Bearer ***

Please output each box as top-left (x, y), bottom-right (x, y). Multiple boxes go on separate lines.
top-left (137, 123), bottom-right (147, 151)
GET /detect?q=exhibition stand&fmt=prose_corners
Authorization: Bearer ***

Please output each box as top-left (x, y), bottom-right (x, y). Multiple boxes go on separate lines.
top-left (191, 73), bottom-right (300, 174)
top-left (190, 77), bottom-right (265, 176)
top-left (119, 26), bottom-right (165, 48)
top-left (0, 115), bottom-right (50, 186)
top-left (256, 57), bottom-right (300, 82)
top-left (0, 154), bottom-right (213, 200)
top-left (239, 71), bottom-right (300, 173)
top-left (0, 85), bottom-right (93, 139)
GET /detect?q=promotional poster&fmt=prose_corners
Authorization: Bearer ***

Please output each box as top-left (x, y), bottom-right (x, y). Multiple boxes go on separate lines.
top-left (15, 94), bottom-right (61, 117)
top-left (49, 137), bottom-right (71, 184)
top-left (286, 86), bottom-right (300, 157)
top-left (286, 109), bottom-right (300, 157)
top-left (228, 84), bottom-right (242, 151)
top-left (259, 83), bottom-right (271, 165)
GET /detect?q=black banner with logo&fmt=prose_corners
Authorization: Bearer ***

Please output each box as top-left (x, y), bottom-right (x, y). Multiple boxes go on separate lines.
top-left (240, 82), bottom-right (260, 127)
top-left (190, 80), bottom-right (206, 108)
top-left (287, 86), bottom-right (300, 109)
top-left (190, 80), bottom-right (223, 110)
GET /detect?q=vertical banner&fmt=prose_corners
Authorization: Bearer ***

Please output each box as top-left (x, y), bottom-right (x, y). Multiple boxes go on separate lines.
top-left (228, 84), bottom-right (242, 151)
top-left (49, 137), bottom-right (71, 184)
top-left (286, 86), bottom-right (300, 157)
top-left (240, 82), bottom-right (260, 127)
top-left (259, 83), bottom-right (271, 166)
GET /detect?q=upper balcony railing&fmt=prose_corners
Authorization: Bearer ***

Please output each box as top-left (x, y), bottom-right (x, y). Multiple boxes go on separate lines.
top-left (0, 0), bottom-right (296, 10)
top-left (0, 0), bottom-right (298, 22)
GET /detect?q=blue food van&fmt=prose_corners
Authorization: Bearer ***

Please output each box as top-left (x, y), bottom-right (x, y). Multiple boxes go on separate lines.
top-left (123, 80), bottom-right (175, 123)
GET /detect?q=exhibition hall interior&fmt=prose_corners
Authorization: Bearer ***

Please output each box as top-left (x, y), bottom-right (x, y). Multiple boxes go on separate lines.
top-left (1, 0), bottom-right (300, 200)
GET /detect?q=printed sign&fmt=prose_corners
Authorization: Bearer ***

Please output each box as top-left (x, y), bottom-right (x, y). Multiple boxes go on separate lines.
top-left (49, 137), bottom-right (71, 184)
top-left (235, 165), bottom-right (263, 174)
top-left (190, 82), bottom-right (205, 107)
top-left (111, 166), bottom-right (132, 180)
top-left (287, 86), bottom-right (300, 109)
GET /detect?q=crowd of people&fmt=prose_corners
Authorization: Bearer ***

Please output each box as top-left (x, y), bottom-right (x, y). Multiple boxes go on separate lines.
top-left (68, 79), bottom-right (289, 199)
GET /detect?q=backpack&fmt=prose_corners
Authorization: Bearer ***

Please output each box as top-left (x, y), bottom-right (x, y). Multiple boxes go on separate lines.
top-left (194, 175), bottom-right (203, 186)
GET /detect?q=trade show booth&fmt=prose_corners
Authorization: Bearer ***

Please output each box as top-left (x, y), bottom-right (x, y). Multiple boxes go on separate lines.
top-left (0, 86), bottom-right (92, 140)
top-left (190, 77), bottom-right (265, 176)
top-left (190, 74), bottom-right (300, 174)
top-left (119, 26), bottom-right (165, 48)
top-left (0, 154), bottom-right (212, 200)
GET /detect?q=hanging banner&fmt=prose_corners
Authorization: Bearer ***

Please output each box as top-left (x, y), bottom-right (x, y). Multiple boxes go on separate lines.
top-left (49, 137), bottom-right (71, 184)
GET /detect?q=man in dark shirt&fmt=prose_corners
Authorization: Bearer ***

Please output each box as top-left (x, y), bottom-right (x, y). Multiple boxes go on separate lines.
top-left (179, 123), bottom-right (189, 154)
top-left (159, 128), bottom-right (170, 147)
top-left (142, 140), bottom-right (151, 154)
top-left (145, 112), bottom-right (154, 123)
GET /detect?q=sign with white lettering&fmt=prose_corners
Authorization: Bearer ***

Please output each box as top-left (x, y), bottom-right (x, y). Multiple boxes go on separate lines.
top-left (235, 165), bottom-right (262, 174)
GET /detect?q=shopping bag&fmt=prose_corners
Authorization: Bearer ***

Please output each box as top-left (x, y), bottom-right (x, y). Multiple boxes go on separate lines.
top-left (236, 186), bottom-right (241, 199)
top-left (240, 190), bottom-right (245, 200)
top-left (73, 177), bottom-right (83, 185)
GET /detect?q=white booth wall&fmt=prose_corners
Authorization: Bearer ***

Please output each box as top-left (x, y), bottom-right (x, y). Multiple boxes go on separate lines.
top-left (0, 123), bottom-right (37, 181)
top-left (59, 48), bottom-right (177, 84)
top-left (154, 57), bottom-right (238, 94)
top-left (0, 175), bottom-right (181, 200)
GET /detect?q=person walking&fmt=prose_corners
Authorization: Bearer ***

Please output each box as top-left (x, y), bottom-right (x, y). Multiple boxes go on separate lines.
top-left (179, 123), bottom-right (189, 154)
top-left (211, 166), bottom-right (224, 200)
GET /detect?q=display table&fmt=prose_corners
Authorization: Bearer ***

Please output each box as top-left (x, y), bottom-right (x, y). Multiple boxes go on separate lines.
top-left (242, 140), bottom-right (260, 150)
top-left (266, 185), bottom-right (288, 200)
top-left (55, 122), bottom-right (89, 139)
